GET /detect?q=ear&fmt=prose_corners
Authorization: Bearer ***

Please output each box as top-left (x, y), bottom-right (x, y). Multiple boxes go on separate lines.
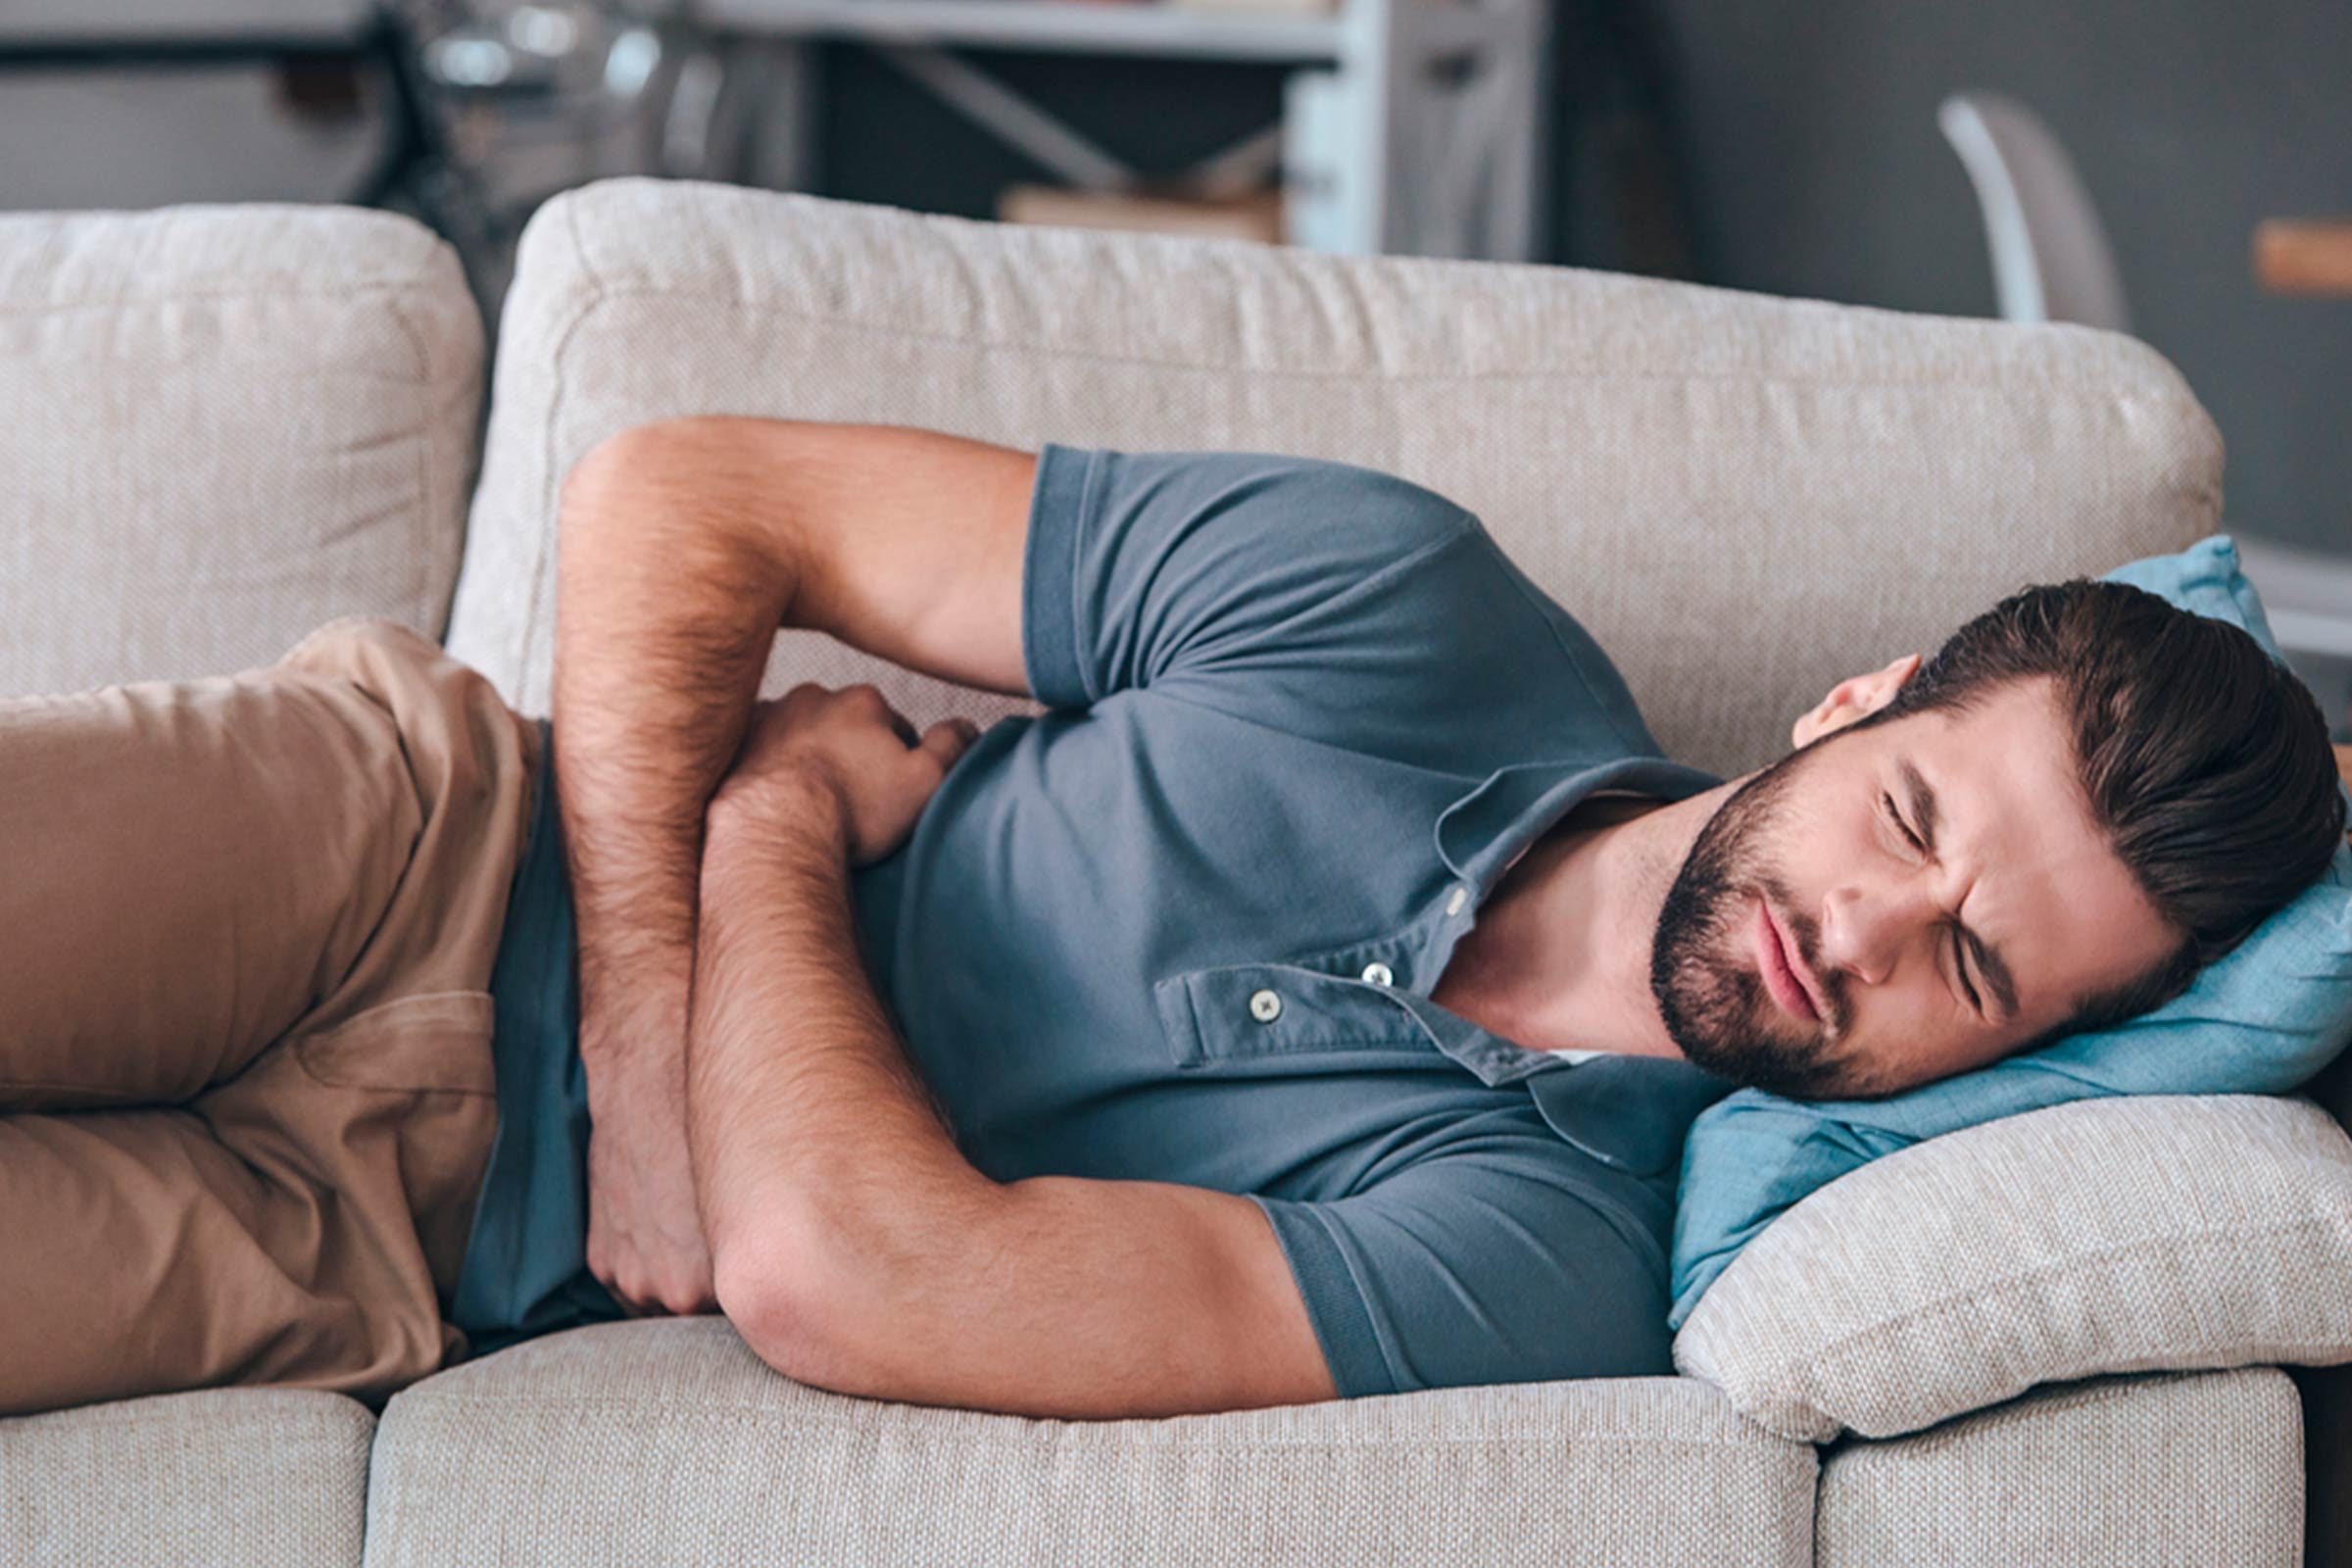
top-left (1791, 653), bottom-right (1923, 750)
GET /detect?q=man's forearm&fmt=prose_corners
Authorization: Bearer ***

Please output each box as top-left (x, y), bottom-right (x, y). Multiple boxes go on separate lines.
top-left (551, 429), bottom-right (797, 1096)
top-left (684, 771), bottom-right (1336, 1420)
top-left (687, 781), bottom-right (993, 1345)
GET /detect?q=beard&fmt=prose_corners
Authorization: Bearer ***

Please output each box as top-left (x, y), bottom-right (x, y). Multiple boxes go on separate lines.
top-left (1648, 743), bottom-right (1867, 1100)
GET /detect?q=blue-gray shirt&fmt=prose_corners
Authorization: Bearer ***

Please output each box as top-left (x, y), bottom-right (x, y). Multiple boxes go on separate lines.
top-left (451, 443), bottom-right (1739, 1396)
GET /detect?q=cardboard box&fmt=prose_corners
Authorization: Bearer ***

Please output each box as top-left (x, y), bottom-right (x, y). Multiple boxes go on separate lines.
top-left (998, 182), bottom-right (1287, 244)
top-left (1162, 0), bottom-right (1339, 15)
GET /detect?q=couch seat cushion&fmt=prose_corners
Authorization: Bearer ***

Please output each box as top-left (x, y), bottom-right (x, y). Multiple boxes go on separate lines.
top-left (1815, 1368), bottom-right (2301, 1567)
top-left (366, 1319), bottom-right (1815, 1567)
top-left (0, 1388), bottom-right (373, 1566)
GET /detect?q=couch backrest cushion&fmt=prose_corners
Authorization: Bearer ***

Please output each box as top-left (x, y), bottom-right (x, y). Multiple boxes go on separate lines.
top-left (451, 177), bottom-right (2219, 777)
top-left (0, 204), bottom-right (481, 695)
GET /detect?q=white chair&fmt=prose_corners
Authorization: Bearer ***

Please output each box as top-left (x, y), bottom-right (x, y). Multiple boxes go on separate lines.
top-left (1936, 90), bottom-right (2131, 332)
top-left (1940, 91), bottom-right (2347, 710)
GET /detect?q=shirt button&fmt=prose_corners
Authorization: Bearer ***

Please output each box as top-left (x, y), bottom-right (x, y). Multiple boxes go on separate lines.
top-left (1249, 988), bottom-right (1283, 1022)
top-left (1360, 961), bottom-right (1395, 986)
top-left (1446, 887), bottom-right (1469, 916)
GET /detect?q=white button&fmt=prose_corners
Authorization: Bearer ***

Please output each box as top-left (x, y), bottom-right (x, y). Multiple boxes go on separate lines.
top-left (1360, 961), bottom-right (1395, 986)
top-left (1249, 988), bottom-right (1283, 1022)
top-left (1446, 887), bottom-right (1469, 916)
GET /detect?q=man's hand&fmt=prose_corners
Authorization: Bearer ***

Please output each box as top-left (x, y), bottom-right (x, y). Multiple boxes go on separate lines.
top-left (583, 1028), bottom-right (718, 1317)
top-left (709, 683), bottom-right (980, 862)
top-left (584, 685), bottom-right (972, 1318)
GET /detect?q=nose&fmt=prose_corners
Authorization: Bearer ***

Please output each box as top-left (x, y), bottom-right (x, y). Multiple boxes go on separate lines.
top-left (1817, 880), bottom-right (1942, 989)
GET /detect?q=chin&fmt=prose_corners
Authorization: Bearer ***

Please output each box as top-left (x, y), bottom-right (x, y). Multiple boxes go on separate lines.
top-left (1663, 966), bottom-right (1870, 1101)
top-left (1647, 743), bottom-right (1870, 1100)
top-left (1687, 1033), bottom-right (1864, 1100)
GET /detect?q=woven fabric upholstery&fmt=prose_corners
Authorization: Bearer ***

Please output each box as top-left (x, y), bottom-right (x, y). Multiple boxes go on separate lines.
top-left (446, 177), bottom-right (2218, 779)
top-left (1674, 1094), bottom-right (2352, 1443)
top-left (363, 1319), bottom-right (1816, 1567)
top-left (1817, 1368), bottom-right (2303, 1566)
top-left (0, 203), bottom-right (481, 696)
top-left (0, 1390), bottom-right (373, 1566)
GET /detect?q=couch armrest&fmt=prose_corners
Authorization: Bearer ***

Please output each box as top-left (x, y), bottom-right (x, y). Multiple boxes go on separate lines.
top-left (1671, 1093), bottom-right (2352, 1444)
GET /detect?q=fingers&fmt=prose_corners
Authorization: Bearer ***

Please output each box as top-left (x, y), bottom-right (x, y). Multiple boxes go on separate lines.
top-left (606, 1270), bottom-right (710, 1318)
top-left (587, 1227), bottom-right (715, 1317)
top-left (778, 681), bottom-right (983, 763)
top-left (917, 715), bottom-right (980, 772)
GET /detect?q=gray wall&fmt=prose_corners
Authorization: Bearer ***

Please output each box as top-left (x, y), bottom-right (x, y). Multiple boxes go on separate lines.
top-left (1647, 0), bottom-right (2351, 556)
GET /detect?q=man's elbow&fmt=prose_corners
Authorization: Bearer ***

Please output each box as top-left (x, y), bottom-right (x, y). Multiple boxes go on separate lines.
top-left (559, 417), bottom-right (801, 593)
top-left (560, 419), bottom-right (700, 528)
top-left (710, 1208), bottom-right (884, 1396)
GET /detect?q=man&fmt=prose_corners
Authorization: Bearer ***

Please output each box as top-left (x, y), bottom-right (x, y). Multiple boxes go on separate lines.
top-left (3, 418), bottom-right (2342, 1424)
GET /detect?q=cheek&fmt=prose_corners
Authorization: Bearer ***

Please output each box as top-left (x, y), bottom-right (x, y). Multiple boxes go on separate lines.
top-left (1782, 783), bottom-right (1867, 876)
top-left (1909, 1007), bottom-right (2015, 1084)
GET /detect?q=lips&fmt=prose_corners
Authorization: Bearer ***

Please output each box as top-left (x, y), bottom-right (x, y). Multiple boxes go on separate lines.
top-left (1756, 900), bottom-right (1821, 1022)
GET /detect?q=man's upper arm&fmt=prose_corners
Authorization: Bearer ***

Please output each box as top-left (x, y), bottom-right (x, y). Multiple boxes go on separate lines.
top-left (762, 1118), bottom-right (1674, 1417)
top-left (766, 1174), bottom-right (1341, 1420)
top-left (577, 416), bottom-right (1041, 699)
top-left (581, 421), bottom-right (1544, 744)
top-left (1016, 441), bottom-right (1486, 720)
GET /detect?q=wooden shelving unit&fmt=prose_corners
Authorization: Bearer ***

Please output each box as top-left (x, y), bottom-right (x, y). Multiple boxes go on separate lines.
top-left (695, 0), bottom-right (1553, 260)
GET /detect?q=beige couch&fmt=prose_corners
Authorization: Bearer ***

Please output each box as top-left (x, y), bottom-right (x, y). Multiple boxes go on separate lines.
top-left (4, 179), bottom-right (2349, 1567)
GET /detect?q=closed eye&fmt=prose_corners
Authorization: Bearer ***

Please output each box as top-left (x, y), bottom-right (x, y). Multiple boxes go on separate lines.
top-left (1881, 789), bottom-right (1923, 853)
top-left (1884, 790), bottom-right (1983, 1016)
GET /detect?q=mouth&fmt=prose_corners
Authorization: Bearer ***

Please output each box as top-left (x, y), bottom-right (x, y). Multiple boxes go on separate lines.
top-left (1754, 899), bottom-right (1822, 1023)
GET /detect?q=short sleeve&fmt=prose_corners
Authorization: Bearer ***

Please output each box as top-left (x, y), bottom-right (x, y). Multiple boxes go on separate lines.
top-left (1249, 1123), bottom-right (1676, 1398)
top-left (1019, 442), bottom-right (1665, 765)
top-left (1024, 441), bottom-right (1515, 706)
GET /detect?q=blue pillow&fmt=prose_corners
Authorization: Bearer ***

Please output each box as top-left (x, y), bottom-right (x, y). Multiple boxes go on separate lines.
top-left (1668, 534), bottom-right (2352, 1332)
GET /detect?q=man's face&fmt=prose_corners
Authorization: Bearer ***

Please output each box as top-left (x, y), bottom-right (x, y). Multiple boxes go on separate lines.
top-left (1649, 675), bottom-right (2180, 1100)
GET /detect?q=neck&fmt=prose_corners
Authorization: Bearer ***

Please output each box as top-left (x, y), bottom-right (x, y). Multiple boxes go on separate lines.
top-left (1429, 780), bottom-right (1741, 1059)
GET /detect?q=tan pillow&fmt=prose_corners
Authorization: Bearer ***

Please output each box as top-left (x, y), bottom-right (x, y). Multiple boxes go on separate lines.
top-left (1671, 1093), bottom-right (2352, 1442)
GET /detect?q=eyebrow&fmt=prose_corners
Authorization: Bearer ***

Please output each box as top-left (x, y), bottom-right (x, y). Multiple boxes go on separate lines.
top-left (1897, 757), bottom-right (2022, 1022)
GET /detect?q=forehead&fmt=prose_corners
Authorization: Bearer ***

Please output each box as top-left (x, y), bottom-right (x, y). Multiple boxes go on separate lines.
top-left (1851, 680), bottom-right (2173, 1021)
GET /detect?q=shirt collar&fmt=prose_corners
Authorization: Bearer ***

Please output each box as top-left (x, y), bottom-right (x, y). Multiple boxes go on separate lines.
top-left (1434, 753), bottom-right (1727, 894)
top-left (1420, 750), bottom-right (1740, 1175)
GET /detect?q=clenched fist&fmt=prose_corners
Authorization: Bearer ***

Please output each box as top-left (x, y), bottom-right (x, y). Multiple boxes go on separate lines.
top-left (709, 683), bottom-right (981, 863)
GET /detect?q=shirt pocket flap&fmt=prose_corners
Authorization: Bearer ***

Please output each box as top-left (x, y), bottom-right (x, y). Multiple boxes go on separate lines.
top-left (1153, 964), bottom-right (1433, 1071)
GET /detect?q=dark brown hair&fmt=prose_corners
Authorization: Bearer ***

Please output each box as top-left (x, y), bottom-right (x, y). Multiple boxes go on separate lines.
top-left (1846, 577), bottom-right (2346, 1051)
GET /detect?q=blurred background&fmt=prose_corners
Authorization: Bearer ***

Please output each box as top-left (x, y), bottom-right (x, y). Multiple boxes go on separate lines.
top-left (4, 0), bottom-right (2346, 732)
